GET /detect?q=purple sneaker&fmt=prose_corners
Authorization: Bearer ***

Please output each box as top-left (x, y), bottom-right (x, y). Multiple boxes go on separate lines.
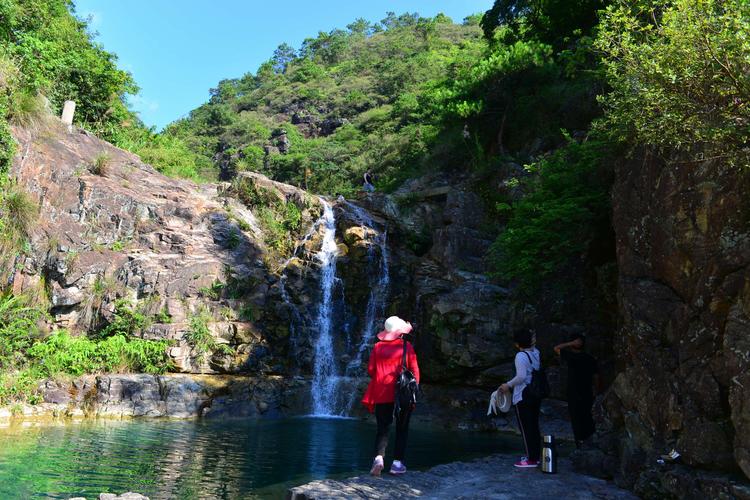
top-left (389, 460), bottom-right (407, 475)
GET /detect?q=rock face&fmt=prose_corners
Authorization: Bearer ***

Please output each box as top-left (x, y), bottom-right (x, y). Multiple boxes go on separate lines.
top-left (8, 125), bottom-right (317, 376)
top-left (6, 123), bottom-right (614, 438)
top-left (361, 170), bottom-right (616, 393)
top-left (361, 175), bottom-right (519, 389)
top-left (599, 151), bottom-right (750, 490)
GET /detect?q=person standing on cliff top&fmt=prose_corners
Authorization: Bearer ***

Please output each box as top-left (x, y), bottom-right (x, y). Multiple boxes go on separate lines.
top-left (363, 170), bottom-right (375, 193)
top-left (362, 316), bottom-right (420, 476)
top-left (554, 333), bottom-right (600, 448)
top-left (499, 330), bottom-right (542, 468)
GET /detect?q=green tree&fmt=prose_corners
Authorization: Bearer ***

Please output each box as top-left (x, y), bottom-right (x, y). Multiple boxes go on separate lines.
top-left (2, 0), bottom-right (138, 138)
top-left (272, 43), bottom-right (297, 74)
top-left (481, 0), bottom-right (607, 46)
top-left (596, 0), bottom-right (750, 165)
top-left (488, 138), bottom-right (614, 291)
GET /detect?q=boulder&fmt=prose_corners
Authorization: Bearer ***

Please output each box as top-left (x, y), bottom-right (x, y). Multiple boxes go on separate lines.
top-left (319, 117), bottom-right (348, 136)
top-left (50, 282), bottom-right (84, 307)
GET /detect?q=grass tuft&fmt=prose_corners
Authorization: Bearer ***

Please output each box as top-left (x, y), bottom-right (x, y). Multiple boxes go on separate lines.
top-left (9, 91), bottom-right (48, 128)
top-left (90, 152), bottom-right (111, 176)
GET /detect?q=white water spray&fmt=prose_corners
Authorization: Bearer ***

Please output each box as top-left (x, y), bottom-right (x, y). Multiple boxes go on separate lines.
top-left (311, 200), bottom-right (342, 415)
top-left (282, 199), bottom-right (391, 416)
top-left (343, 202), bottom-right (391, 376)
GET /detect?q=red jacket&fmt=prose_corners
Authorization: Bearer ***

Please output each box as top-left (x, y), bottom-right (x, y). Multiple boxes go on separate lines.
top-left (362, 339), bottom-right (420, 412)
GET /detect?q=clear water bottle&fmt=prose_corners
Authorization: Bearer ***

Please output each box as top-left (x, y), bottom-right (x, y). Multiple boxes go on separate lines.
top-left (541, 435), bottom-right (557, 474)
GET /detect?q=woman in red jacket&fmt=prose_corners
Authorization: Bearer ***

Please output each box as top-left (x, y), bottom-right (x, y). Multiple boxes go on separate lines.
top-left (362, 316), bottom-right (420, 476)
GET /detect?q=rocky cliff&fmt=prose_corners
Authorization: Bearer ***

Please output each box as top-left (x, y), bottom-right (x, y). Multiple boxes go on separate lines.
top-left (361, 167), bottom-right (617, 398)
top-left (575, 151), bottom-right (750, 497)
top-left (9, 123), bottom-right (321, 376)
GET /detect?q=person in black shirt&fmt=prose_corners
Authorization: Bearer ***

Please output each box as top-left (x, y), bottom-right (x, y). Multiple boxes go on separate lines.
top-left (554, 333), bottom-right (600, 447)
top-left (363, 170), bottom-right (375, 192)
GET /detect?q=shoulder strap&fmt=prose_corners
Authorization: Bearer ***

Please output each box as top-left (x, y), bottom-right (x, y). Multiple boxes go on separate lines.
top-left (523, 351), bottom-right (535, 371)
top-left (401, 338), bottom-right (408, 370)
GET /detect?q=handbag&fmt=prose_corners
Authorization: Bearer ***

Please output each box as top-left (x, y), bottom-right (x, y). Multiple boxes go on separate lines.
top-left (393, 338), bottom-right (419, 416)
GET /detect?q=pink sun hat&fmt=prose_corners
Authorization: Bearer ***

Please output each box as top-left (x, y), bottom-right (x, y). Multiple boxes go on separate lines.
top-left (376, 316), bottom-right (413, 341)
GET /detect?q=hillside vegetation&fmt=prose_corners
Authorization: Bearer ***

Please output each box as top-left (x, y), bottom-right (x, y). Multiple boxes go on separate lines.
top-left (169, 0), bottom-right (749, 292)
top-left (167, 13), bottom-right (486, 194)
top-left (170, 7), bottom-right (609, 288)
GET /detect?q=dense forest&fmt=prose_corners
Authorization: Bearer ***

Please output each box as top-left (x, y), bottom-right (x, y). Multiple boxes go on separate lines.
top-left (0, 0), bottom-right (748, 402)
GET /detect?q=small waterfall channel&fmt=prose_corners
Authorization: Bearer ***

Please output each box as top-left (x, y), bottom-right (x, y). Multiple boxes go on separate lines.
top-left (279, 197), bottom-right (390, 417)
top-left (343, 201), bottom-right (390, 376)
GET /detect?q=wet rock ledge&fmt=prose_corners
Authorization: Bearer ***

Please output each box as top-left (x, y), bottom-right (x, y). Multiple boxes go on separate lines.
top-left (287, 454), bottom-right (637, 500)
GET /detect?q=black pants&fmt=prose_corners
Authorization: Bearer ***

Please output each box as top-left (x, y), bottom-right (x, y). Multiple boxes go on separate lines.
top-left (515, 396), bottom-right (541, 461)
top-left (568, 396), bottom-right (595, 442)
top-left (374, 403), bottom-right (412, 461)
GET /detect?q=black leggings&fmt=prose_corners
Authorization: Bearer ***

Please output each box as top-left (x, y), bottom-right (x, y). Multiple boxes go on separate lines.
top-left (569, 396), bottom-right (595, 442)
top-left (374, 403), bottom-right (412, 461)
top-left (515, 396), bottom-right (541, 461)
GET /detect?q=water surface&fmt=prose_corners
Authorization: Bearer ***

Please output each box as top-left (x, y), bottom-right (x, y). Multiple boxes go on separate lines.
top-left (0, 417), bottom-right (520, 499)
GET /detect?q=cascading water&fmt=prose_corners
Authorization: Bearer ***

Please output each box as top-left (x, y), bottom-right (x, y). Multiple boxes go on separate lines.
top-left (340, 202), bottom-right (391, 412)
top-left (311, 200), bottom-right (342, 415)
top-left (343, 202), bottom-right (390, 376)
top-left (280, 198), bottom-right (390, 417)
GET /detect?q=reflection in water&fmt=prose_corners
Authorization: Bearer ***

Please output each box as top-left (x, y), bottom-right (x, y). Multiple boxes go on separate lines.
top-left (0, 417), bottom-right (516, 499)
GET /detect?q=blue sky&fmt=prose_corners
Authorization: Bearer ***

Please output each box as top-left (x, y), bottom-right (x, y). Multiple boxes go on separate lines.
top-left (74, 1), bottom-right (491, 130)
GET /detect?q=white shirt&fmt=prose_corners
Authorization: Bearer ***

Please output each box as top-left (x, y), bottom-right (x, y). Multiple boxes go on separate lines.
top-left (506, 348), bottom-right (540, 404)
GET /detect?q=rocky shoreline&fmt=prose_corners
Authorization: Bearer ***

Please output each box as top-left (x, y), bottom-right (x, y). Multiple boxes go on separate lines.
top-left (0, 374), bottom-right (311, 423)
top-left (286, 454), bottom-right (637, 500)
top-left (0, 374), bottom-right (574, 444)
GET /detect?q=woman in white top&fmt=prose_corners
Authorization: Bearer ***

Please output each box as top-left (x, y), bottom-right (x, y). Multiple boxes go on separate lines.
top-left (499, 330), bottom-right (541, 468)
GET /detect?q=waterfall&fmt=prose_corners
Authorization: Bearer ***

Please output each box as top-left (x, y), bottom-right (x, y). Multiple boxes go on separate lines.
top-left (311, 199), bottom-right (341, 415)
top-left (344, 202), bottom-right (390, 376)
top-left (281, 198), bottom-right (390, 416)
top-left (339, 202), bottom-right (390, 412)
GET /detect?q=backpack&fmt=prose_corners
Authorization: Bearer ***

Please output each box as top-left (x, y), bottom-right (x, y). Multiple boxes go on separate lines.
top-left (393, 339), bottom-right (419, 416)
top-left (522, 351), bottom-right (550, 402)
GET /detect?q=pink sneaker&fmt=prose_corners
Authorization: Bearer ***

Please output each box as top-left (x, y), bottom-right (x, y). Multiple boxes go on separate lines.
top-left (370, 455), bottom-right (384, 476)
top-left (514, 457), bottom-right (539, 468)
